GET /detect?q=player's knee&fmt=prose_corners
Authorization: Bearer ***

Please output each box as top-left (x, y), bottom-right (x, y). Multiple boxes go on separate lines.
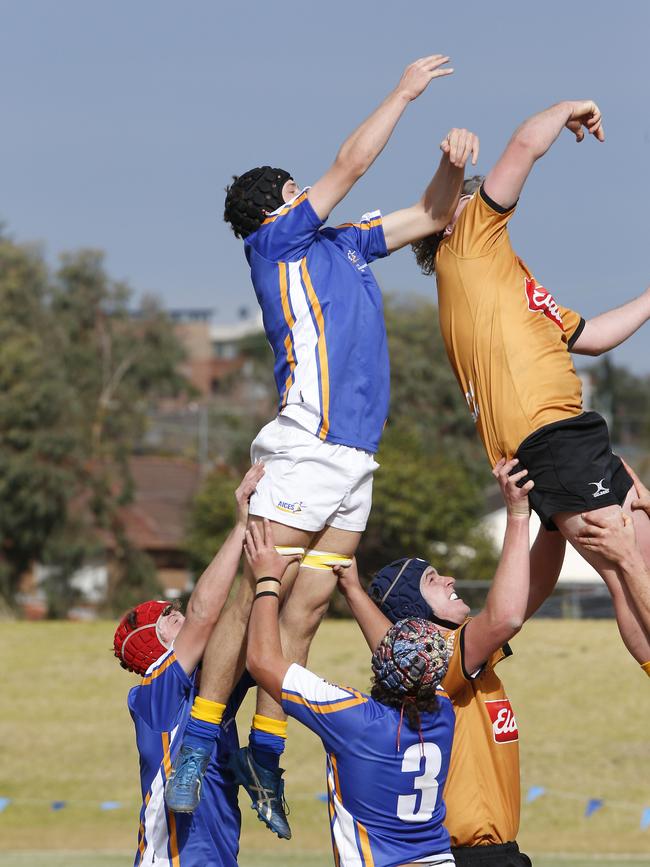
top-left (281, 596), bottom-right (330, 644)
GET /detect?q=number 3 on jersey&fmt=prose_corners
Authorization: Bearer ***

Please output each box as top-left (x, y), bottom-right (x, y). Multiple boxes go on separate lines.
top-left (397, 743), bottom-right (442, 822)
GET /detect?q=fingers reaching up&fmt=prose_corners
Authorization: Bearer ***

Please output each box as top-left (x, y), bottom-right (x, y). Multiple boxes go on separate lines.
top-left (397, 54), bottom-right (453, 102)
top-left (440, 128), bottom-right (480, 168)
top-left (565, 100), bottom-right (605, 142)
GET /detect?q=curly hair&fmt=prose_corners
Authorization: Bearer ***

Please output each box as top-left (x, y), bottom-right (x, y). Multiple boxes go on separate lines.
top-left (370, 679), bottom-right (440, 730)
top-left (411, 231), bottom-right (444, 277)
top-left (411, 174), bottom-right (486, 276)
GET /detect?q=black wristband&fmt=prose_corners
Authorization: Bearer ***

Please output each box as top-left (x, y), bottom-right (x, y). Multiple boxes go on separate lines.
top-left (256, 577), bottom-right (281, 586)
top-left (254, 590), bottom-right (280, 601)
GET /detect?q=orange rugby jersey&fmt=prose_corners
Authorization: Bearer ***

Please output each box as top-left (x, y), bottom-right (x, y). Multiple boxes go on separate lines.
top-left (435, 186), bottom-right (585, 466)
top-left (442, 621), bottom-right (520, 847)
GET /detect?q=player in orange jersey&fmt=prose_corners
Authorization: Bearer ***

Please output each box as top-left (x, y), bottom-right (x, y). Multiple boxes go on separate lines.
top-left (413, 100), bottom-right (650, 672)
top-left (337, 458), bottom-right (547, 867)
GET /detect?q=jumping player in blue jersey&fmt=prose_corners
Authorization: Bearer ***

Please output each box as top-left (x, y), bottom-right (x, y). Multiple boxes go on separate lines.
top-left (166, 53), bottom-right (479, 838)
top-left (113, 463), bottom-right (295, 867)
top-left (245, 518), bottom-right (456, 867)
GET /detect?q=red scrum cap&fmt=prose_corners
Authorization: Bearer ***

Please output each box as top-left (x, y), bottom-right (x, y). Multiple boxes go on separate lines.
top-left (113, 600), bottom-right (172, 675)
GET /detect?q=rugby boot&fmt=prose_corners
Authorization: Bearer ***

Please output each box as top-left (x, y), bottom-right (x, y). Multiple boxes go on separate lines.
top-left (164, 744), bottom-right (211, 813)
top-left (228, 745), bottom-right (291, 839)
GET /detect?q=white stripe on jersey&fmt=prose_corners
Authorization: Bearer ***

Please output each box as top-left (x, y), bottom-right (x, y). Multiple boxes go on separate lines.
top-left (138, 723), bottom-right (180, 866)
top-left (327, 755), bottom-right (366, 866)
top-left (283, 663), bottom-right (356, 705)
top-left (280, 260), bottom-right (322, 435)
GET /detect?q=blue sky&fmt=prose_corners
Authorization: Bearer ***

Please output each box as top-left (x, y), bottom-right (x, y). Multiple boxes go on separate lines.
top-left (2, 0), bottom-right (649, 371)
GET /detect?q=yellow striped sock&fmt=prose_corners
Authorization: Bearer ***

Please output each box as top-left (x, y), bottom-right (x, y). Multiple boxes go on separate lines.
top-left (252, 713), bottom-right (288, 738)
top-left (190, 696), bottom-right (226, 725)
top-left (642, 661), bottom-right (650, 678)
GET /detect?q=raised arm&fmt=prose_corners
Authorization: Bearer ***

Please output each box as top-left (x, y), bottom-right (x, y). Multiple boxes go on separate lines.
top-left (483, 100), bottom-right (604, 210)
top-left (245, 520), bottom-right (302, 703)
top-left (462, 459), bottom-right (534, 673)
top-left (381, 127), bottom-right (479, 253)
top-left (334, 558), bottom-right (392, 652)
top-left (525, 525), bottom-right (566, 620)
top-left (307, 55), bottom-right (453, 220)
top-left (571, 287), bottom-right (650, 356)
top-left (173, 463), bottom-right (264, 674)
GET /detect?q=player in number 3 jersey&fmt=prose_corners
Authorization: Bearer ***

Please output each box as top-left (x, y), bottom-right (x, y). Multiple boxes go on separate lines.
top-left (245, 519), bottom-right (457, 867)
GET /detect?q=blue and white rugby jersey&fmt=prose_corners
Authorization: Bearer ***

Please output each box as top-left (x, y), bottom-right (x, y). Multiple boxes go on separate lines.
top-left (128, 648), bottom-right (252, 867)
top-left (281, 664), bottom-right (455, 867)
top-left (245, 190), bottom-right (390, 454)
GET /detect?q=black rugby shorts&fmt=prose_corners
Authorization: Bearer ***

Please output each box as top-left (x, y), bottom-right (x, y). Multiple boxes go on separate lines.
top-left (513, 411), bottom-right (632, 531)
top-left (451, 841), bottom-right (532, 866)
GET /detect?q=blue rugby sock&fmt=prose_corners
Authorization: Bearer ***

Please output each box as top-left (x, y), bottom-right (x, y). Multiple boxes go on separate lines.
top-left (249, 715), bottom-right (287, 773)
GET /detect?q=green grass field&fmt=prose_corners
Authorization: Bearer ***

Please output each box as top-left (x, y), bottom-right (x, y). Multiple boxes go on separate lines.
top-left (1, 620), bottom-right (649, 866)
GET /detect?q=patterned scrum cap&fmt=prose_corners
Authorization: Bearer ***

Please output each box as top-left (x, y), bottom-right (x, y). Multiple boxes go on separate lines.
top-left (368, 558), bottom-right (434, 624)
top-left (113, 600), bottom-right (171, 676)
top-left (223, 165), bottom-right (292, 238)
top-left (371, 617), bottom-right (449, 698)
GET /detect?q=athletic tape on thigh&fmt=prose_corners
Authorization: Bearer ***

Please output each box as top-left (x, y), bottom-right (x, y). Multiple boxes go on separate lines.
top-left (301, 549), bottom-right (352, 571)
top-left (274, 546), bottom-right (306, 557)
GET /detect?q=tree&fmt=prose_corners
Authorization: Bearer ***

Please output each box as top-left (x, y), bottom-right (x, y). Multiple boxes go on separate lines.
top-left (49, 249), bottom-right (190, 612)
top-left (384, 295), bottom-right (484, 465)
top-left (0, 237), bottom-right (191, 613)
top-left (0, 236), bottom-right (79, 604)
top-left (356, 423), bottom-right (495, 579)
top-left (185, 466), bottom-right (240, 574)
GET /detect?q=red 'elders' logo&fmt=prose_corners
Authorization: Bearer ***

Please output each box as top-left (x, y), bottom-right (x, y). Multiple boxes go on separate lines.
top-left (485, 699), bottom-right (519, 744)
top-left (524, 277), bottom-right (563, 329)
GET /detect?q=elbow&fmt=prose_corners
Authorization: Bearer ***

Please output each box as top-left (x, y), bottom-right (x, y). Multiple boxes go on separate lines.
top-left (185, 595), bottom-right (223, 629)
top-left (509, 128), bottom-right (547, 164)
top-left (246, 645), bottom-right (262, 683)
top-left (486, 609), bottom-right (524, 642)
top-left (334, 149), bottom-right (370, 183)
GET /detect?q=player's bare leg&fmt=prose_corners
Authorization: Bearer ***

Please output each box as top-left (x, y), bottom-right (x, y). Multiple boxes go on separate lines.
top-left (165, 516), bottom-right (311, 816)
top-left (555, 503), bottom-right (650, 664)
top-left (191, 516), bottom-right (310, 702)
top-left (258, 525), bottom-right (362, 713)
top-left (627, 488), bottom-right (650, 566)
top-left (231, 525), bottom-right (361, 837)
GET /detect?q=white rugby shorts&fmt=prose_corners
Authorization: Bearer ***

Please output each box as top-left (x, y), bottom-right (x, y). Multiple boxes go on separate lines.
top-left (249, 416), bottom-right (379, 533)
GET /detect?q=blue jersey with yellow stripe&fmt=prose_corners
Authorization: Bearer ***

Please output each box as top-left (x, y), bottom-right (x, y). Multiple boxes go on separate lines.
top-left (128, 648), bottom-right (251, 867)
top-left (245, 190), bottom-right (390, 454)
top-left (281, 663), bottom-right (455, 867)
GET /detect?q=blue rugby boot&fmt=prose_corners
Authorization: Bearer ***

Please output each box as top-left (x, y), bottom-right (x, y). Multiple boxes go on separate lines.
top-left (164, 744), bottom-right (211, 813)
top-left (228, 746), bottom-right (291, 839)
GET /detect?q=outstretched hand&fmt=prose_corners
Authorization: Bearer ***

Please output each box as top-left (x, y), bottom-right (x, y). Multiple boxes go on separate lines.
top-left (396, 55), bottom-right (453, 102)
top-left (565, 100), bottom-right (605, 142)
top-left (575, 510), bottom-right (637, 565)
top-left (440, 128), bottom-right (480, 168)
top-left (494, 457), bottom-right (533, 517)
top-left (333, 558), bottom-right (362, 597)
top-left (235, 461), bottom-right (265, 527)
top-left (244, 519), bottom-right (302, 581)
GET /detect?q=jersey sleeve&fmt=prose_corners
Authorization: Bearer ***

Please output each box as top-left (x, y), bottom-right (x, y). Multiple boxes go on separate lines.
top-left (332, 210), bottom-right (388, 263)
top-left (559, 305), bottom-right (586, 348)
top-left (127, 650), bottom-right (193, 732)
top-left (441, 623), bottom-right (512, 698)
top-left (440, 625), bottom-right (469, 698)
top-left (246, 191), bottom-right (323, 262)
top-left (281, 663), bottom-right (369, 752)
top-left (446, 185), bottom-right (516, 259)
